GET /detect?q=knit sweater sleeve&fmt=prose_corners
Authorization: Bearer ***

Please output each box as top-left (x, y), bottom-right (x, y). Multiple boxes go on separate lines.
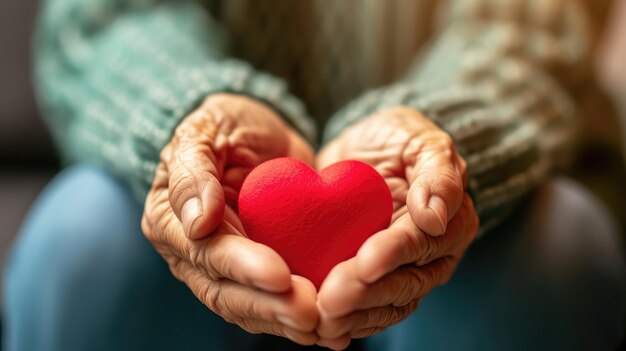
top-left (34, 0), bottom-right (316, 200)
top-left (324, 0), bottom-right (598, 234)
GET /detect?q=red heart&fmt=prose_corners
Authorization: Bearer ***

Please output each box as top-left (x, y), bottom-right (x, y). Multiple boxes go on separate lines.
top-left (238, 157), bottom-right (393, 289)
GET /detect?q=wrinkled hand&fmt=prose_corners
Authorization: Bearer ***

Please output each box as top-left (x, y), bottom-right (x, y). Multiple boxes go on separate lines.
top-left (142, 94), bottom-right (319, 345)
top-left (315, 107), bottom-right (479, 350)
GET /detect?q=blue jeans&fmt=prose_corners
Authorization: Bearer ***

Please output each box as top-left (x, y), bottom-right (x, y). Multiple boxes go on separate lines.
top-left (3, 165), bottom-right (625, 350)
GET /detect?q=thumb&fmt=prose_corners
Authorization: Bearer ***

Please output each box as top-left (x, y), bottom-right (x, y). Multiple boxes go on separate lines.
top-left (404, 131), bottom-right (466, 236)
top-left (166, 141), bottom-right (225, 240)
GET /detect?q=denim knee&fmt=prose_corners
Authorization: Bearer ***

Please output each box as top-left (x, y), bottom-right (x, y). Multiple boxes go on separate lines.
top-left (365, 179), bottom-right (624, 351)
top-left (3, 165), bottom-right (242, 351)
top-left (5, 164), bottom-right (147, 290)
top-left (3, 165), bottom-right (155, 350)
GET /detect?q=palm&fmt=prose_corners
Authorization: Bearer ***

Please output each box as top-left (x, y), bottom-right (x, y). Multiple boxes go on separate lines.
top-left (314, 108), bottom-right (476, 350)
top-left (148, 94), bottom-right (313, 253)
top-left (143, 95), bottom-right (320, 345)
top-left (318, 110), bottom-right (421, 223)
top-left (178, 95), bottom-right (313, 209)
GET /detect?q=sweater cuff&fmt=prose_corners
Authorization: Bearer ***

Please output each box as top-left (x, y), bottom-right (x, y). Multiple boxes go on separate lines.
top-left (35, 1), bottom-right (317, 201)
top-left (324, 61), bottom-right (576, 236)
top-left (96, 19), bottom-right (316, 198)
top-left (126, 59), bottom-right (316, 199)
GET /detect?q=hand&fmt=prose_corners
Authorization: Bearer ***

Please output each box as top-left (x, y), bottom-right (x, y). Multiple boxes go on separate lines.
top-left (315, 107), bottom-right (479, 349)
top-left (142, 94), bottom-right (319, 345)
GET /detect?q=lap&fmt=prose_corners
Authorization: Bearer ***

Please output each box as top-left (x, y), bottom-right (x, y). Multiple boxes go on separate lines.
top-left (3, 165), bottom-right (251, 351)
top-left (367, 178), bottom-right (625, 351)
top-left (4, 166), bottom-right (624, 351)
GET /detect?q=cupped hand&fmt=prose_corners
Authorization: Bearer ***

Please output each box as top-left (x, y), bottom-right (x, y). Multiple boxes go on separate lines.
top-left (141, 94), bottom-right (319, 345)
top-left (315, 107), bottom-right (479, 350)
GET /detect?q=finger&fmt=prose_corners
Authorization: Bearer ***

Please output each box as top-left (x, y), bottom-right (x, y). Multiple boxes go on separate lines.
top-left (238, 319), bottom-right (319, 346)
top-left (316, 334), bottom-right (352, 351)
top-left (319, 258), bottom-right (455, 319)
top-left (404, 130), bottom-right (465, 236)
top-left (165, 131), bottom-right (225, 240)
top-left (175, 262), bottom-right (318, 332)
top-left (147, 197), bottom-right (292, 293)
top-left (351, 327), bottom-right (387, 339)
top-left (355, 200), bottom-right (475, 283)
top-left (317, 300), bottom-right (419, 339)
top-left (193, 232), bottom-right (293, 293)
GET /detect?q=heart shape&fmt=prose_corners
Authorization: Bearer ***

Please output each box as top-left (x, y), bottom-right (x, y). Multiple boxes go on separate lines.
top-left (238, 157), bottom-right (393, 289)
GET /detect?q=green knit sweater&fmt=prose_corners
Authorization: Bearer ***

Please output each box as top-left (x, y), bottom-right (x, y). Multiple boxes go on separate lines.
top-left (35, 0), bottom-right (598, 234)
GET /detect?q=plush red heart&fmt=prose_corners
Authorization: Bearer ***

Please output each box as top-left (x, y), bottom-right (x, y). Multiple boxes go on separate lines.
top-left (238, 157), bottom-right (393, 289)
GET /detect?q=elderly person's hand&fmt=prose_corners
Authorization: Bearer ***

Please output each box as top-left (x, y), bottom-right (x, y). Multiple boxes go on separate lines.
top-left (141, 94), bottom-right (319, 345)
top-left (315, 107), bottom-right (479, 350)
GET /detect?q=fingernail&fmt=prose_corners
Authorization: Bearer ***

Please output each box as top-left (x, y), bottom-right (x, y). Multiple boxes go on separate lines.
top-left (277, 314), bottom-right (301, 330)
top-left (181, 198), bottom-right (202, 238)
top-left (427, 196), bottom-right (447, 235)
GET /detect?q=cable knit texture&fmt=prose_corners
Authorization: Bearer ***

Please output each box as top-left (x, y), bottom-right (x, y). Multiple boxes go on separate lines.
top-left (35, 0), bottom-right (601, 234)
top-left (35, 0), bottom-right (316, 199)
top-left (324, 0), bottom-right (594, 233)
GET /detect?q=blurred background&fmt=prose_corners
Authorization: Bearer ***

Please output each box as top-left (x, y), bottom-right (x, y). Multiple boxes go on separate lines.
top-left (1, 0), bottom-right (626, 345)
top-left (1, 2), bottom-right (60, 337)
top-left (0, 0), bottom-right (60, 303)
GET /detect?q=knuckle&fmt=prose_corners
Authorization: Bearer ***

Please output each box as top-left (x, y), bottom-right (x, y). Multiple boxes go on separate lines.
top-left (423, 245), bottom-right (437, 266)
top-left (424, 129), bottom-right (454, 152)
top-left (248, 300), bottom-right (265, 322)
top-left (393, 271), bottom-right (422, 306)
top-left (188, 245), bottom-right (203, 269)
top-left (425, 262), bottom-right (445, 289)
top-left (372, 307), bottom-right (397, 327)
top-left (188, 244), bottom-right (220, 280)
top-left (418, 237), bottom-right (438, 266)
top-left (398, 269), bottom-right (428, 304)
top-left (439, 133), bottom-right (455, 150)
top-left (402, 136), bottom-right (424, 163)
top-left (404, 229), bottom-right (433, 266)
top-left (201, 282), bottom-right (226, 318)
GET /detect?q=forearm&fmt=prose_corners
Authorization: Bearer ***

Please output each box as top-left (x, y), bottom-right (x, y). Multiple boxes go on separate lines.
top-left (324, 0), bottom-right (600, 234)
top-left (35, 0), bottom-right (315, 200)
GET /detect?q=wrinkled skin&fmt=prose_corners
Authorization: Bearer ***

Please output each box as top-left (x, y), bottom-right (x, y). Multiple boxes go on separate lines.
top-left (315, 108), bottom-right (479, 350)
top-left (142, 96), bottom-right (479, 349)
top-left (141, 94), bottom-right (320, 345)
